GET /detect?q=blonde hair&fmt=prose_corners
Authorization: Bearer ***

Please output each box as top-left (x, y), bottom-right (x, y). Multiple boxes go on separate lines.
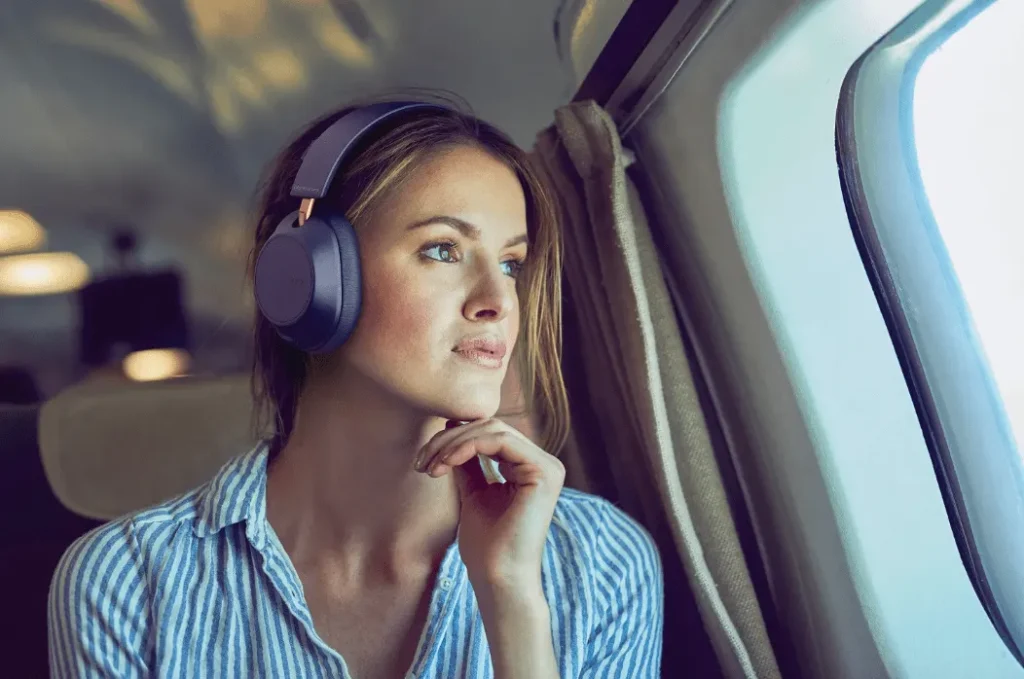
top-left (247, 93), bottom-right (569, 455)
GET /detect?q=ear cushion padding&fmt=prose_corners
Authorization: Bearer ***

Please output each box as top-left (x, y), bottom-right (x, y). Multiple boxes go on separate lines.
top-left (254, 212), bottom-right (362, 354)
top-left (320, 212), bottom-right (362, 353)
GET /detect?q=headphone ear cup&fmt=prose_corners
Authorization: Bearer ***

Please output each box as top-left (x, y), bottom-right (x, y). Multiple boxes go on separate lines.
top-left (253, 211), bottom-right (362, 354)
top-left (319, 212), bottom-right (362, 353)
top-left (254, 212), bottom-right (313, 331)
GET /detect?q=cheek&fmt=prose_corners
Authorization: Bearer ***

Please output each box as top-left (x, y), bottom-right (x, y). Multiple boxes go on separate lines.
top-left (357, 262), bottom-right (444, 356)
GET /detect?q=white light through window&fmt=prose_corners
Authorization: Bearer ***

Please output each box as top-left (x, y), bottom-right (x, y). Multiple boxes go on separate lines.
top-left (914, 0), bottom-right (1024, 452)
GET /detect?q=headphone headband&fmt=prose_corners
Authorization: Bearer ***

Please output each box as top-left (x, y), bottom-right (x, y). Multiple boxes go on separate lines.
top-left (255, 100), bottom-right (450, 354)
top-left (291, 101), bottom-right (447, 200)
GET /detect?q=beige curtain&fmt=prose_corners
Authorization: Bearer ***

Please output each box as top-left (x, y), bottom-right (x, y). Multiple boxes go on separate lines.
top-left (531, 101), bottom-right (781, 679)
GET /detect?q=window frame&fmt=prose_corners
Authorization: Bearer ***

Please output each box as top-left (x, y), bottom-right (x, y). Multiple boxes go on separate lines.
top-left (836, 0), bottom-right (1024, 661)
top-left (623, 0), bottom-right (1024, 673)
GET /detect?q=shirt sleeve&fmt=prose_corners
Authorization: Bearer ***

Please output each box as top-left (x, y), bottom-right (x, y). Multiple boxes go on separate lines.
top-left (48, 519), bottom-right (152, 678)
top-left (581, 501), bottom-right (665, 678)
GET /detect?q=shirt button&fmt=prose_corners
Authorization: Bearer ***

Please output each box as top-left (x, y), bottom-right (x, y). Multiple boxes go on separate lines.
top-left (440, 577), bottom-right (453, 590)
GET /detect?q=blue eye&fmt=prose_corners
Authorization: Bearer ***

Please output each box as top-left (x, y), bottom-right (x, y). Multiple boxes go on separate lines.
top-left (501, 259), bottom-right (525, 278)
top-left (420, 241), bottom-right (459, 263)
top-left (420, 241), bottom-right (525, 278)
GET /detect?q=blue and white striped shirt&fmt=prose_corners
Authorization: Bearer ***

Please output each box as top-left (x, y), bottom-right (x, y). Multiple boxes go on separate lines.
top-left (48, 442), bottom-right (664, 677)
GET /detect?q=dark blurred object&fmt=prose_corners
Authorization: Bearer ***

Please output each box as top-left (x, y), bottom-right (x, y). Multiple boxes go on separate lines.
top-left (78, 269), bottom-right (191, 367)
top-left (0, 403), bottom-right (103, 677)
top-left (77, 227), bottom-right (191, 367)
top-left (111, 227), bottom-right (138, 270)
top-left (0, 365), bottom-right (41, 405)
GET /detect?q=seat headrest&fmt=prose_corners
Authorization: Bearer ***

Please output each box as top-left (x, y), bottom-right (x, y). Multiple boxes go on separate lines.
top-left (38, 374), bottom-right (260, 520)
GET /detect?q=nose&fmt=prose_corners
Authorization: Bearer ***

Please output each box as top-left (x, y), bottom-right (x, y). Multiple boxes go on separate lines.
top-left (463, 261), bottom-right (516, 321)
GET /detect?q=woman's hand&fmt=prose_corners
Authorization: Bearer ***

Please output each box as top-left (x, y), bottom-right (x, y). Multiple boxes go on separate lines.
top-left (414, 418), bottom-right (565, 592)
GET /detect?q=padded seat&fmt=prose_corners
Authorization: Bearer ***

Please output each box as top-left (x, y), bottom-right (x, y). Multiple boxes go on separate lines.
top-left (39, 374), bottom-right (259, 520)
top-left (1, 374), bottom-right (258, 675)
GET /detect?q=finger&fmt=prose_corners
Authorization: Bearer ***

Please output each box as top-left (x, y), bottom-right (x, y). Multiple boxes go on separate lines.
top-left (498, 459), bottom-right (516, 482)
top-left (418, 419), bottom-right (500, 472)
top-left (430, 431), bottom-right (554, 485)
top-left (416, 419), bottom-right (483, 471)
top-left (499, 461), bottom-right (548, 486)
top-left (420, 420), bottom-right (539, 477)
top-left (490, 445), bottom-right (564, 488)
top-left (427, 436), bottom-right (496, 477)
top-left (448, 427), bottom-right (543, 467)
top-left (423, 423), bottom-right (512, 475)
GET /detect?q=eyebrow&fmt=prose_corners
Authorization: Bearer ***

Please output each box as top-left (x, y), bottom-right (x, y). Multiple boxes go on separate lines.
top-left (408, 216), bottom-right (528, 249)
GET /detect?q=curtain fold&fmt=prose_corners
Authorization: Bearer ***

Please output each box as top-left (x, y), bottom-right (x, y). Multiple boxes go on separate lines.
top-left (532, 101), bottom-right (781, 679)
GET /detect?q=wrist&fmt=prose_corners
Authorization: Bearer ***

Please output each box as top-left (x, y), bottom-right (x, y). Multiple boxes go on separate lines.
top-left (470, 562), bottom-right (543, 596)
top-left (474, 578), bottom-right (548, 619)
top-left (474, 580), bottom-right (558, 679)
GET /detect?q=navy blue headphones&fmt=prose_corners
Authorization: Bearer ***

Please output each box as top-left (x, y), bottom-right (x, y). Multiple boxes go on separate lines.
top-left (253, 101), bottom-right (447, 354)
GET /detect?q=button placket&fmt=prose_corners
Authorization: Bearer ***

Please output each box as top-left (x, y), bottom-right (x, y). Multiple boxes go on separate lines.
top-left (408, 542), bottom-right (464, 677)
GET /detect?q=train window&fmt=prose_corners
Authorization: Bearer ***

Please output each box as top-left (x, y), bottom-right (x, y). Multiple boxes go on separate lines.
top-left (838, 0), bottom-right (1024, 663)
top-left (913, 0), bottom-right (1024, 452)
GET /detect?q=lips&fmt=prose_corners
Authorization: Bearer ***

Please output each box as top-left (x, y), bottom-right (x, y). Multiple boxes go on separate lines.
top-left (452, 335), bottom-right (507, 370)
top-left (452, 335), bottom-right (507, 359)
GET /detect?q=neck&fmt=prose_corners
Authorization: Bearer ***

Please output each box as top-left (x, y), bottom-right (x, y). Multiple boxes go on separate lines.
top-left (264, 367), bottom-right (461, 584)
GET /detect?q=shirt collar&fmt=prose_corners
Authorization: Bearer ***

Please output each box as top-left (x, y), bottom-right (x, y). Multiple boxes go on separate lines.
top-left (192, 440), bottom-right (271, 549)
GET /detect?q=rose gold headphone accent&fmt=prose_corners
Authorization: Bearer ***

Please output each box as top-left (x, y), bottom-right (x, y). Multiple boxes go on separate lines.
top-left (298, 198), bottom-right (315, 226)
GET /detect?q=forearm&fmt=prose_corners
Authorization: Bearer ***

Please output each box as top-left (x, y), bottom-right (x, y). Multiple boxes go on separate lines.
top-left (477, 583), bottom-right (560, 679)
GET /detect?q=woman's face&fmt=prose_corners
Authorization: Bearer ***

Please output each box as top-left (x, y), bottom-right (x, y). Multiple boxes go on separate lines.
top-left (333, 144), bottom-right (528, 421)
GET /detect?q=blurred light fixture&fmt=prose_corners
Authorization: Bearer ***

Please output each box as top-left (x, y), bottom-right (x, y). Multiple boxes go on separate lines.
top-left (254, 47), bottom-right (307, 91)
top-left (0, 252), bottom-right (90, 296)
top-left (187, 0), bottom-right (266, 39)
top-left (226, 66), bottom-right (264, 103)
top-left (122, 348), bottom-right (191, 382)
top-left (316, 21), bottom-right (373, 67)
top-left (0, 210), bottom-right (47, 255)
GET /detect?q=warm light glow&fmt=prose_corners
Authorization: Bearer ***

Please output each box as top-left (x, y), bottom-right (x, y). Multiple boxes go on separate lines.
top-left (226, 66), bottom-right (265, 104)
top-left (316, 20), bottom-right (374, 67)
top-left (254, 47), bottom-right (307, 91)
top-left (570, 0), bottom-right (598, 66)
top-left (0, 252), bottom-right (90, 296)
top-left (186, 0), bottom-right (266, 39)
top-left (0, 210), bottom-right (46, 254)
top-left (122, 349), bottom-right (191, 382)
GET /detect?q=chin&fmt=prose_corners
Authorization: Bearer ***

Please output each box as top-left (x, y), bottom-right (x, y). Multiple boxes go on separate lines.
top-left (432, 386), bottom-right (502, 422)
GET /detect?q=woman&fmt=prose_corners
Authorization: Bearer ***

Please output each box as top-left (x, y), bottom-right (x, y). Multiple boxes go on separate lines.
top-left (48, 95), bottom-right (664, 678)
